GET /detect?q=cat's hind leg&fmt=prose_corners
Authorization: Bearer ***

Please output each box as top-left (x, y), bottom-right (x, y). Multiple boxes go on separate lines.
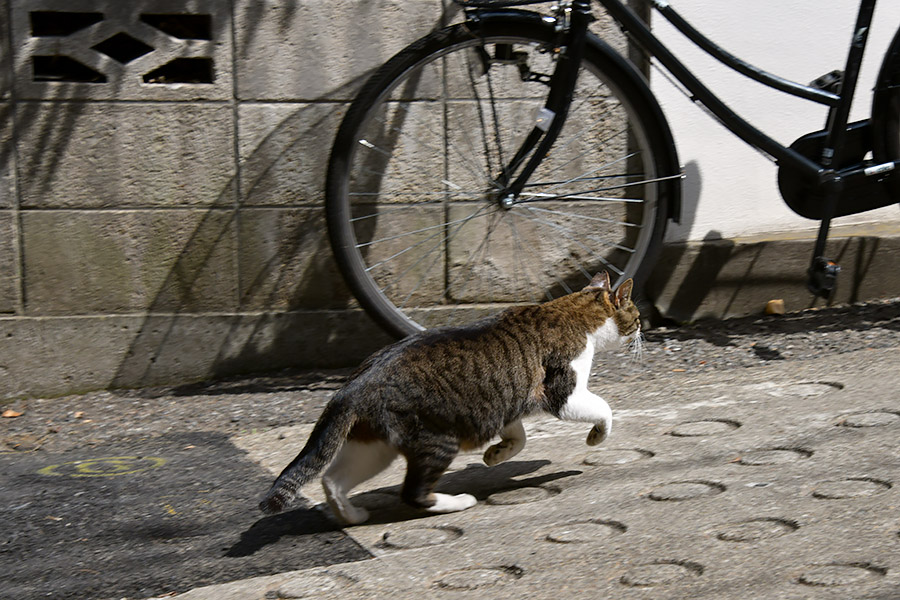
top-left (322, 440), bottom-right (398, 525)
top-left (401, 436), bottom-right (477, 514)
top-left (483, 419), bottom-right (526, 466)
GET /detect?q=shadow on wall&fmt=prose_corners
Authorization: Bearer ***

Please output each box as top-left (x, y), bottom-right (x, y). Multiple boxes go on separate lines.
top-left (108, 2), bottom-right (468, 389)
top-left (645, 160), bottom-right (895, 323)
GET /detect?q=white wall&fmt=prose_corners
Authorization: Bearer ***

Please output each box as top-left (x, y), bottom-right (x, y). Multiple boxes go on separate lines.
top-left (650, 1), bottom-right (900, 242)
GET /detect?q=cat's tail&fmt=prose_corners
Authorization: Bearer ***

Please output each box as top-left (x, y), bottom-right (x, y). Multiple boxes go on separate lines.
top-left (258, 394), bottom-right (357, 514)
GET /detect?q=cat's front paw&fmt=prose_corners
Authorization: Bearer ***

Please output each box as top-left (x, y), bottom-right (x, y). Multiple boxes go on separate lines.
top-left (586, 422), bottom-right (610, 446)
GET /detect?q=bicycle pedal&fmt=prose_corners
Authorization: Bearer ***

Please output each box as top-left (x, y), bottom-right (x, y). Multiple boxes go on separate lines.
top-left (809, 69), bottom-right (843, 94)
top-left (807, 257), bottom-right (840, 298)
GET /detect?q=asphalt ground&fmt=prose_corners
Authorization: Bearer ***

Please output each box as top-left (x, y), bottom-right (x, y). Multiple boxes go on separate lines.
top-left (0, 432), bottom-right (369, 600)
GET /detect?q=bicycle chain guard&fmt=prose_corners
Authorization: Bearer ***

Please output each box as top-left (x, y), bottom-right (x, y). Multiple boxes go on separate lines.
top-left (777, 120), bottom-right (895, 220)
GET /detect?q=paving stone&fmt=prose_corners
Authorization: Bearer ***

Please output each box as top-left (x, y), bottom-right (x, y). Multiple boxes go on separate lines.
top-left (229, 346), bottom-right (900, 599)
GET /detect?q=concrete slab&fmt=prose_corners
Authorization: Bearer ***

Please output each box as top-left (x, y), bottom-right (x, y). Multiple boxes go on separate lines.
top-left (0, 310), bottom-right (392, 399)
top-left (0, 210), bottom-right (17, 313)
top-left (234, 0), bottom-right (441, 101)
top-left (236, 103), bottom-right (346, 206)
top-left (0, 101), bottom-right (13, 210)
top-left (21, 209), bottom-right (238, 314)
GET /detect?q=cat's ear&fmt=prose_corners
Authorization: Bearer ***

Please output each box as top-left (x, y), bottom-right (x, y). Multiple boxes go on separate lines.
top-left (584, 271), bottom-right (611, 292)
top-left (615, 278), bottom-right (634, 306)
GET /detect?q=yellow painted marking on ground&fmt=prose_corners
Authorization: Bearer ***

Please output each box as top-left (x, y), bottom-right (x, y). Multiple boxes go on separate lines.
top-left (38, 456), bottom-right (167, 477)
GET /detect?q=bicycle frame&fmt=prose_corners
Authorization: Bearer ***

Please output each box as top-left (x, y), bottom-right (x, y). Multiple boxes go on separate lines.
top-left (463, 0), bottom-right (893, 295)
top-left (596, 0), bottom-right (897, 296)
top-left (602, 0), bottom-right (878, 183)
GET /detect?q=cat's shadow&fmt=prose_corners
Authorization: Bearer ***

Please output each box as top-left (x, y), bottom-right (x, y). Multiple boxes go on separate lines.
top-left (226, 459), bottom-right (580, 557)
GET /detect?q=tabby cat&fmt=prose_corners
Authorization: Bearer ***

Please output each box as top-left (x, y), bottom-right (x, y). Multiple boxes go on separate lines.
top-left (259, 271), bottom-right (640, 524)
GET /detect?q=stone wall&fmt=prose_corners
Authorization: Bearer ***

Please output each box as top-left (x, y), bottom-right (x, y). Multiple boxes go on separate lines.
top-left (0, 0), bottom-right (634, 399)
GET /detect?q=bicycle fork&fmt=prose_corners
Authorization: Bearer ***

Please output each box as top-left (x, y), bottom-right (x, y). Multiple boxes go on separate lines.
top-left (490, 0), bottom-right (594, 208)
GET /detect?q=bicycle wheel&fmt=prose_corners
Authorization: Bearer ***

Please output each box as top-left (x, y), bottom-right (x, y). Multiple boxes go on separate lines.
top-left (326, 13), bottom-right (680, 338)
top-left (873, 26), bottom-right (900, 197)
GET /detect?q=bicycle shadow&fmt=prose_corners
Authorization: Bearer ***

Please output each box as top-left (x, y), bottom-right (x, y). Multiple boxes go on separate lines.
top-left (644, 161), bottom-right (896, 324)
top-left (108, 4), bottom-right (478, 392)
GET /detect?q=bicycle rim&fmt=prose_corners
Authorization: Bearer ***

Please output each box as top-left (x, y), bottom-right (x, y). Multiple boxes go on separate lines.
top-left (328, 26), bottom-right (670, 337)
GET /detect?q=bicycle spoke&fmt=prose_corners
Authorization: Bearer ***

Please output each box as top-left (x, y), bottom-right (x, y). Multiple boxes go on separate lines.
top-left (390, 204), bottom-right (498, 309)
top-left (437, 207), bottom-right (505, 312)
top-left (461, 46), bottom-right (501, 182)
top-left (518, 191), bottom-right (646, 203)
top-left (515, 172), bottom-right (681, 203)
top-left (537, 151), bottom-right (638, 195)
top-left (357, 211), bottom-right (494, 248)
top-left (369, 202), bottom-right (493, 280)
top-left (506, 213), bottom-right (576, 297)
top-left (363, 104), bottom-right (493, 191)
top-left (363, 212), bottom-right (490, 275)
top-left (506, 217), bottom-right (546, 304)
top-left (514, 206), bottom-right (626, 276)
top-left (515, 209), bottom-right (637, 255)
top-left (521, 204), bottom-right (643, 229)
top-left (350, 200), bottom-right (444, 220)
top-left (329, 25), bottom-right (672, 336)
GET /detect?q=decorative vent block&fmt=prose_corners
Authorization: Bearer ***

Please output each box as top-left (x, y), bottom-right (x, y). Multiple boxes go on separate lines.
top-left (13, 0), bottom-right (231, 100)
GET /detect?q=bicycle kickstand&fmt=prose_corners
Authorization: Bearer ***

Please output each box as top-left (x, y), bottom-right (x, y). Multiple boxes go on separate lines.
top-left (806, 179), bottom-right (842, 299)
top-left (808, 255), bottom-right (840, 299)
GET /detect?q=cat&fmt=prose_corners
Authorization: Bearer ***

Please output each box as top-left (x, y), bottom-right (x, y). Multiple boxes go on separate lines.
top-left (259, 271), bottom-right (640, 525)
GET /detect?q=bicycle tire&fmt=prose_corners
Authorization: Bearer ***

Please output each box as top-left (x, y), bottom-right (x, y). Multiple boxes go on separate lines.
top-left (326, 12), bottom-right (680, 338)
top-left (873, 24), bottom-right (900, 197)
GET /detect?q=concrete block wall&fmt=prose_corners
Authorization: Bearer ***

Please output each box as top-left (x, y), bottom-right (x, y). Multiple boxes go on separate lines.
top-left (1, 0), bottom-right (456, 399)
top-left (0, 0), bottom-right (635, 399)
top-left (2, 1), bottom-right (897, 400)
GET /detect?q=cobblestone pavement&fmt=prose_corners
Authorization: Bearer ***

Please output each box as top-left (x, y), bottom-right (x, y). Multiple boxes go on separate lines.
top-left (2, 298), bottom-right (899, 599)
top-left (217, 343), bottom-right (900, 600)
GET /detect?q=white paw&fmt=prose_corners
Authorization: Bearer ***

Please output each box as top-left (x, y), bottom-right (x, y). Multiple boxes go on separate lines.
top-left (426, 493), bottom-right (478, 514)
top-left (334, 504), bottom-right (370, 525)
top-left (586, 421), bottom-right (610, 446)
top-left (322, 477), bottom-right (370, 525)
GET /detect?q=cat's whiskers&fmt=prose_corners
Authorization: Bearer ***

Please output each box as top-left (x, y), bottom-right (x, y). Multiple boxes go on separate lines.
top-left (629, 330), bottom-right (645, 364)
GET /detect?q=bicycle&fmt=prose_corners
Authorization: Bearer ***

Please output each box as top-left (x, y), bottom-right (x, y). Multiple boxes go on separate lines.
top-left (324, 0), bottom-right (899, 338)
